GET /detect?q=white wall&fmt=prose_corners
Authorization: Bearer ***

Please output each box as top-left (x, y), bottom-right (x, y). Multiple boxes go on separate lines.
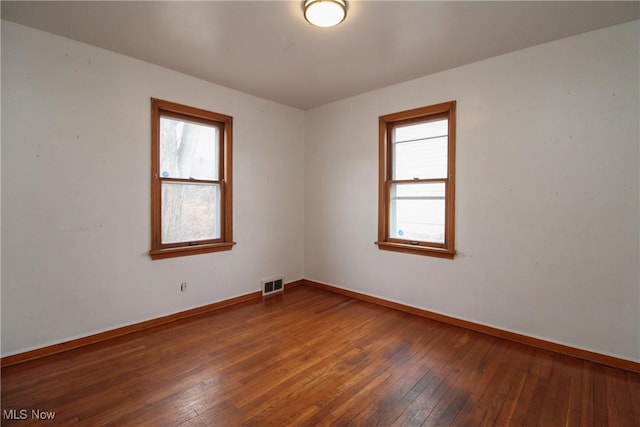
top-left (0, 20), bottom-right (3, 357)
top-left (1, 21), bottom-right (305, 356)
top-left (305, 21), bottom-right (640, 362)
top-left (2, 19), bottom-right (639, 363)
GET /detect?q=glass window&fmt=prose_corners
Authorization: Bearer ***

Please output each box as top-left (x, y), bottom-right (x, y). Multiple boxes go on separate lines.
top-left (393, 119), bottom-right (448, 180)
top-left (377, 101), bottom-right (456, 258)
top-left (150, 99), bottom-right (234, 259)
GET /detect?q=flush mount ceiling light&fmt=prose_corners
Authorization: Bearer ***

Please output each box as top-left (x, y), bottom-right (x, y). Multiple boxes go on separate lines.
top-left (304, 0), bottom-right (347, 27)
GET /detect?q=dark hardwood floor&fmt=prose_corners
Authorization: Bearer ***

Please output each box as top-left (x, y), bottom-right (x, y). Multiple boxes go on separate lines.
top-left (2, 285), bottom-right (639, 426)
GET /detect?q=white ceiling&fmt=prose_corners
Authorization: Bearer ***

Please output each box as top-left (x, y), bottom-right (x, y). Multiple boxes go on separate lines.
top-left (2, 1), bottom-right (638, 110)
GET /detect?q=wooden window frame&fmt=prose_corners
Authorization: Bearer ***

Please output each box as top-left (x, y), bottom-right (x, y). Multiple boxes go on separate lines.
top-left (149, 98), bottom-right (234, 260)
top-left (376, 101), bottom-right (456, 259)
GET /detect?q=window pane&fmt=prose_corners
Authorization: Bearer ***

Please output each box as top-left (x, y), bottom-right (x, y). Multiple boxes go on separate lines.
top-left (390, 182), bottom-right (445, 243)
top-left (393, 119), bottom-right (447, 180)
top-left (395, 119), bottom-right (448, 143)
top-left (160, 117), bottom-right (219, 180)
top-left (161, 182), bottom-right (220, 243)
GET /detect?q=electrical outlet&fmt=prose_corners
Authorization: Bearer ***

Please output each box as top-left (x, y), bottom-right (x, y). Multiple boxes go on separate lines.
top-left (180, 282), bottom-right (187, 292)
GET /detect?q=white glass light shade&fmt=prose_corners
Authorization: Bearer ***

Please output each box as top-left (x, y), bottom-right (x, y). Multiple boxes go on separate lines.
top-left (304, 0), bottom-right (347, 27)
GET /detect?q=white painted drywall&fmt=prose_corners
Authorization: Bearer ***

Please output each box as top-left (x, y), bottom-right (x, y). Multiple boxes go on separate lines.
top-left (304, 21), bottom-right (640, 362)
top-left (2, 19), bottom-right (639, 363)
top-left (0, 19), bottom-right (3, 358)
top-left (1, 21), bottom-right (305, 356)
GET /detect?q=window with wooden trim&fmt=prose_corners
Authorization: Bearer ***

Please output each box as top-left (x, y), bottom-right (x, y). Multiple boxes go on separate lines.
top-left (377, 101), bottom-right (456, 259)
top-left (150, 99), bottom-right (234, 260)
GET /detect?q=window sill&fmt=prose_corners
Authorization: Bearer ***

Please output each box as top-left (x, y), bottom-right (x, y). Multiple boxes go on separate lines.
top-left (150, 242), bottom-right (236, 260)
top-left (375, 241), bottom-right (455, 259)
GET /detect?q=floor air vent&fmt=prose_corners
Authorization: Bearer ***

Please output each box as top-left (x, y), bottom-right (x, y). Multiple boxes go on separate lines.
top-left (262, 277), bottom-right (284, 296)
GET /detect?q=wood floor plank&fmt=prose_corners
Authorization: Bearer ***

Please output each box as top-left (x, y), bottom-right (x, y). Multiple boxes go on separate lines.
top-left (2, 286), bottom-right (639, 426)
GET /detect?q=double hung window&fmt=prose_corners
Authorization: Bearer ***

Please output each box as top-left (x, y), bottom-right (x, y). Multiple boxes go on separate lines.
top-left (150, 99), bottom-right (234, 259)
top-left (377, 101), bottom-right (456, 258)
